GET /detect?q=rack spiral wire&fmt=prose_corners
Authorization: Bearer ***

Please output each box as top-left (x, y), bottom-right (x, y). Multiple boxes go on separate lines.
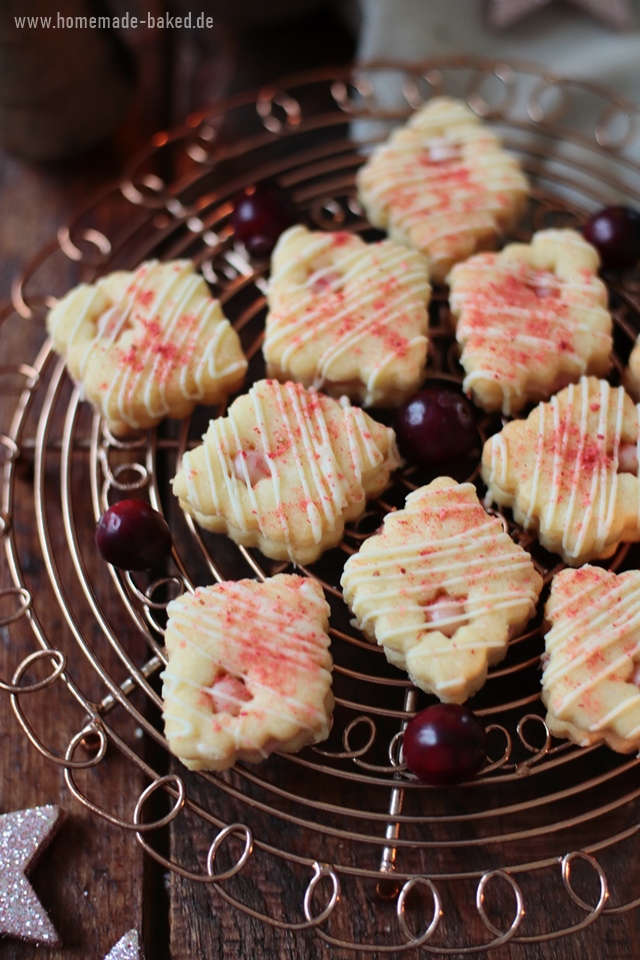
top-left (2, 57), bottom-right (640, 952)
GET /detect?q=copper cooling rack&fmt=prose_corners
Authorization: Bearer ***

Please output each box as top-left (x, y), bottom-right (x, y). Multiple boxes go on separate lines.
top-left (2, 56), bottom-right (640, 953)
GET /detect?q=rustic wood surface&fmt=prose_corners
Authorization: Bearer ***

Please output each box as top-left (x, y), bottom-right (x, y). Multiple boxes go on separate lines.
top-left (0, 7), bottom-right (639, 959)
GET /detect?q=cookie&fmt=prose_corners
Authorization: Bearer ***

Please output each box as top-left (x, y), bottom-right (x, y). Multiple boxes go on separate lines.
top-left (340, 477), bottom-right (542, 703)
top-left (45, 259), bottom-right (247, 435)
top-left (172, 378), bottom-right (401, 565)
top-left (623, 336), bottom-right (640, 401)
top-left (264, 225), bottom-right (431, 407)
top-left (542, 565), bottom-right (640, 753)
top-left (482, 377), bottom-right (640, 567)
top-left (356, 97), bottom-right (529, 283)
top-left (161, 574), bottom-right (334, 770)
top-left (448, 229), bottom-right (612, 415)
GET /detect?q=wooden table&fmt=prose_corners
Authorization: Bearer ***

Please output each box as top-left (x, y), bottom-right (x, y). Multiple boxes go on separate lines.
top-left (1, 11), bottom-right (640, 960)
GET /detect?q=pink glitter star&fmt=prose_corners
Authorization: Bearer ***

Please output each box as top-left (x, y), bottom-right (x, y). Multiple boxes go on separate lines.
top-left (104, 929), bottom-right (144, 959)
top-left (0, 804), bottom-right (63, 947)
top-left (486, 0), bottom-right (634, 31)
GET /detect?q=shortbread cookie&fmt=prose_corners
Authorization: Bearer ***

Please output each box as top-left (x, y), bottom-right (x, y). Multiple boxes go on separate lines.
top-left (162, 574), bottom-right (334, 770)
top-left (448, 229), bottom-right (612, 415)
top-left (341, 477), bottom-right (542, 703)
top-left (46, 259), bottom-right (247, 435)
top-left (172, 379), bottom-right (401, 565)
top-left (482, 377), bottom-right (640, 567)
top-left (623, 336), bottom-right (640, 401)
top-left (542, 566), bottom-right (640, 753)
top-left (265, 225), bottom-right (431, 407)
top-left (356, 97), bottom-right (529, 283)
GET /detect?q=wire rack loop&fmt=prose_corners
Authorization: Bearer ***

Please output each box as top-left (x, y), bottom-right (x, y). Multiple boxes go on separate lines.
top-left (10, 246), bottom-right (61, 319)
top-left (595, 103), bottom-right (636, 152)
top-left (133, 785), bottom-right (257, 885)
top-left (561, 852), bottom-right (609, 916)
top-left (206, 822), bottom-right (254, 882)
top-left (256, 87), bottom-right (301, 134)
top-left (396, 876), bottom-right (443, 947)
top-left (330, 74), bottom-right (376, 115)
top-left (476, 870), bottom-right (525, 942)
top-left (211, 859), bottom-right (340, 933)
top-left (10, 667), bottom-right (109, 769)
top-left (314, 714), bottom-right (377, 760)
top-left (476, 724), bottom-right (513, 774)
top-left (57, 722), bottom-right (109, 769)
top-left (514, 714), bottom-right (552, 774)
top-left (0, 434), bottom-right (20, 463)
top-left (137, 824), bottom-right (253, 885)
top-left (100, 458), bottom-right (150, 494)
top-left (1, 646), bottom-right (64, 700)
top-left (124, 574), bottom-right (186, 612)
top-left (3, 56), bottom-right (640, 954)
top-left (57, 225), bottom-right (112, 266)
top-left (0, 586), bottom-right (32, 629)
top-left (0, 363), bottom-right (40, 390)
top-left (527, 76), bottom-right (571, 126)
top-left (119, 171), bottom-right (172, 211)
top-left (401, 69), bottom-right (445, 111)
top-left (132, 775), bottom-right (188, 833)
top-left (509, 853), bottom-right (609, 945)
top-left (465, 63), bottom-right (516, 119)
top-left (65, 763), bottom-right (187, 833)
top-left (302, 863), bottom-right (341, 928)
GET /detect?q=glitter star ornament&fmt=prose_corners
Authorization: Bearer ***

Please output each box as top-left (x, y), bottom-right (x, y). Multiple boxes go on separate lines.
top-left (486, 0), bottom-right (634, 31)
top-left (104, 930), bottom-right (144, 960)
top-left (0, 804), bottom-right (63, 947)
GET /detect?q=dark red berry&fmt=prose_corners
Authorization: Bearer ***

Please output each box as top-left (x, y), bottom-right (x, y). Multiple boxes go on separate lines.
top-left (95, 499), bottom-right (172, 570)
top-left (231, 181), bottom-right (296, 259)
top-left (395, 388), bottom-right (478, 467)
top-left (403, 704), bottom-right (487, 785)
top-left (583, 205), bottom-right (640, 271)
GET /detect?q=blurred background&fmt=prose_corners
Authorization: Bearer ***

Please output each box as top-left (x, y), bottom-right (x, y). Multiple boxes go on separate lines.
top-left (1, 0), bottom-right (639, 164)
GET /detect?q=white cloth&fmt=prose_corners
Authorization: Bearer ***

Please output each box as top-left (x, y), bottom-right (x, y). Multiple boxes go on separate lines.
top-left (356, 0), bottom-right (640, 103)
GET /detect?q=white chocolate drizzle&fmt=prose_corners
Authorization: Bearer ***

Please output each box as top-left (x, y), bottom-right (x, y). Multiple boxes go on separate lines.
top-left (162, 577), bottom-right (333, 759)
top-left (266, 227), bottom-right (430, 404)
top-left (178, 379), bottom-right (398, 557)
top-left (485, 378), bottom-right (640, 563)
top-left (448, 234), bottom-right (612, 415)
top-left (344, 496), bottom-right (536, 644)
top-left (341, 480), bottom-right (541, 699)
top-left (543, 568), bottom-right (640, 742)
top-left (49, 259), bottom-right (246, 430)
top-left (357, 98), bottom-right (528, 269)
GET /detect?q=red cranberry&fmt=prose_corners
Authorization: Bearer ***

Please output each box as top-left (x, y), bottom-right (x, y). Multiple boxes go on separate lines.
top-left (231, 181), bottom-right (296, 259)
top-left (95, 499), bottom-right (172, 570)
top-left (403, 704), bottom-right (487, 785)
top-left (395, 388), bottom-right (478, 467)
top-left (583, 205), bottom-right (640, 271)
